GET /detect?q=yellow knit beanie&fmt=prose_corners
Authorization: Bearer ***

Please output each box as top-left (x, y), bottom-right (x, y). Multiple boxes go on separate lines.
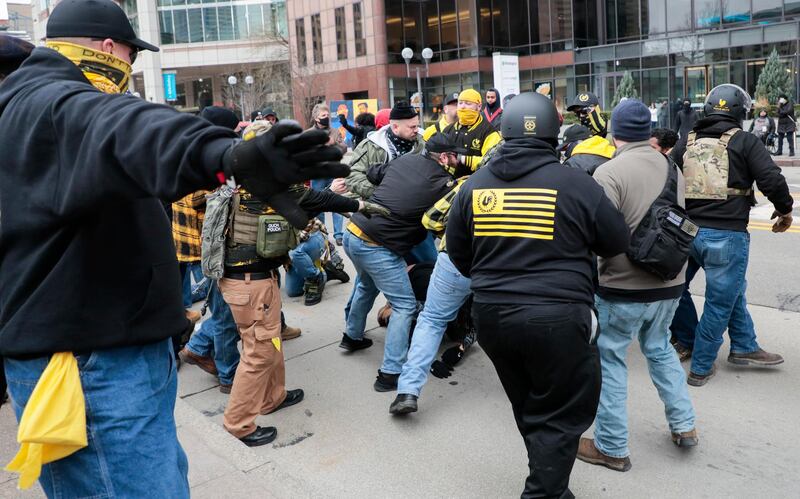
top-left (458, 89), bottom-right (482, 105)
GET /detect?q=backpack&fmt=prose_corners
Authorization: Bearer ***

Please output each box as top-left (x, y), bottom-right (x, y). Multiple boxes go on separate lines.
top-left (626, 155), bottom-right (699, 282)
top-left (200, 185), bottom-right (234, 280)
top-left (683, 128), bottom-right (752, 200)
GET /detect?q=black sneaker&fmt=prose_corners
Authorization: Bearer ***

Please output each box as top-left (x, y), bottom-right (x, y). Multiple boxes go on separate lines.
top-left (324, 261), bottom-right (350, 283)
top-left (374, 370), bottom-right (399, 392)
top-left (303, 274), bottom-right (326, 306)
top-left (339, 333), bottom-right (373, 352)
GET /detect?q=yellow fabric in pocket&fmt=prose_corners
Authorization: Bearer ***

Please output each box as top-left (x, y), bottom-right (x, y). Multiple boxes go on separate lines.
top-left (5, 352), bottom-right (88, 489)
top-left (271, 337), bottom-right (282, 352)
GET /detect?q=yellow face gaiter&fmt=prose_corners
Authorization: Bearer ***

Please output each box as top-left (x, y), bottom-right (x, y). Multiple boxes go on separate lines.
top-left (457, 108), bottom-right (480, 126)
top-left (46, 41), bottom-right (132, 94)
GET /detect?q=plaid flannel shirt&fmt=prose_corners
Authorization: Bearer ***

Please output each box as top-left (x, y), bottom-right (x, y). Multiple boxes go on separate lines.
top-left (422, 178), bottom-right (468, 252)
top-left (172, 191), bottom-right (208, 263)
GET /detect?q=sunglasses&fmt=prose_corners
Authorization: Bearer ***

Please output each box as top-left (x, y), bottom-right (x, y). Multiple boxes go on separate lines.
top-left (92, 38), bottom-right (139, 64)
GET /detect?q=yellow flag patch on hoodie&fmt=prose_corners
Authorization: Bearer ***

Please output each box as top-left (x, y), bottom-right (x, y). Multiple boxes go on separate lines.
top-left (472, 188), bottom-right (558, 240)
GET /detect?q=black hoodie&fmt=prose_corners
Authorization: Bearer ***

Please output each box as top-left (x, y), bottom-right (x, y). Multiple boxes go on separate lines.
top-left (0, 48), bottom-right (238, 357)
top-left (482, 88), bottom-right (503, 129)
top-left (672, 114), bottom-right (793, 231)
top-left (446, 138), bottom-right (629, 306)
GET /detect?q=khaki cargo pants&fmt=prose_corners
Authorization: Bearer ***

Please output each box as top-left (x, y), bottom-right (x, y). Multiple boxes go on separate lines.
top-left (219, 274), bottom-right (287, 439)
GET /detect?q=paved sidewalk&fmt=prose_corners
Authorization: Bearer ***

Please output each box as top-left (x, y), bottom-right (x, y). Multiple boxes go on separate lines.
top-left (1, 286), bottom-right (798, 498)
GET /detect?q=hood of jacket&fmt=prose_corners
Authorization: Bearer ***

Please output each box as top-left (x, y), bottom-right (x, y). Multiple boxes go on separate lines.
top-left (0, 47), bottom-right (92, 114)
top-left (693, 114), bottom-right (740, 136)
top-left (487, 138), bottom-right (560, 182)
top-left (365, 124), bottom-right (423, 156)
top-left (484, 88), bottom-right (502, 114)
top-left (571, 135), bottom-right (616, 159)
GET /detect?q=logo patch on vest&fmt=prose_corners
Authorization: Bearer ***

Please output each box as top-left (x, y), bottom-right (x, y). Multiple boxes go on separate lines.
top-left (266, 222), bottom-right (283, 233)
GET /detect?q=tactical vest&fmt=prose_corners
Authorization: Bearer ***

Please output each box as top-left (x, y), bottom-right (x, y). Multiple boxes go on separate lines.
top-left (683, 128), bottom-right (752, 200)
top-left (226, 191), bottom-right (300, 264)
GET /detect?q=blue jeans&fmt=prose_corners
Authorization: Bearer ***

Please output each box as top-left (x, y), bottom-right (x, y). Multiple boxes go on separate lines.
top-left (4, 339), bottom-right (189, 498)
top-left (311, 178), bottom-right (343, 240)
top-left (286, 231), bottom-right (327, 297)
top-left (670, 228), bottom-right (759, 376)
top-left (594, 297), bottom-right (695, 458)
top-left (185, 281), bottom-right (241, 385)
top-left (398, 252), bottom-right (471, 396)
top-left (343, 230), bottom-right (417, 374)
top-left (405, 233), bottom-right (439, 265)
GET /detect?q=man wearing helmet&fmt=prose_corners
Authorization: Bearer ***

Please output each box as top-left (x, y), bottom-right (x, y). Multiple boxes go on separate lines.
top-left (670, 84), bottom-right (794, 386)
top-left (446, 93), bottom-right (630, 498)
top-left (565, 92), bottom-right (616, 175)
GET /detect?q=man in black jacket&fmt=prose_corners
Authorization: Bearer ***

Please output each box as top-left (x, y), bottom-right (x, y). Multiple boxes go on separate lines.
top-left (775, 94), bottom-right (795, 156)
top-left (447, 93), bottom-right (630, 499)
top-left (0, 0), bottom-right (347, 496)
top-left (674, 98), bottom-right (698, 141)
top-left (341, 134), bottom-right (461, 392)
top-left (670, 84), bottom-right (794, 386)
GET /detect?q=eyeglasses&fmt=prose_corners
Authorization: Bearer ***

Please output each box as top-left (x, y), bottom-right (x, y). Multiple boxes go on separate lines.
top-left (91, 38), bottom-right (139, 64)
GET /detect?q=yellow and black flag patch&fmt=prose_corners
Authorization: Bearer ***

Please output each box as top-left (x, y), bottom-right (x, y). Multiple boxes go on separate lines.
top-left (472, 188), bottom-right (557, 240)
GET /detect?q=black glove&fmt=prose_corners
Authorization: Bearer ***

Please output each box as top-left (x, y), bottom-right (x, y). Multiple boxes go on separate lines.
top-left (441, 345), bottom-right (464, 367)
top-left (430, 360), bottom-right (454, 379)
top-left (338, 114), bottom-right (347, 125)
top-left (358, 201), bottom-right (391, 217)
top-left (224, 120), bottom-right (349, 228)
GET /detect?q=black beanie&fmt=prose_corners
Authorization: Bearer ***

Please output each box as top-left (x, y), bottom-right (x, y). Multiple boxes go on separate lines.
top-left (390, 102), bottom-right (418, 120)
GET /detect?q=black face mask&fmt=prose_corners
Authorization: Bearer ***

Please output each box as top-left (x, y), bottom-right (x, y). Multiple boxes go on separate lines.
top-left (318, 117), bottom-right (330, 128)
top-left (683, 103), bottom-right (691, 111)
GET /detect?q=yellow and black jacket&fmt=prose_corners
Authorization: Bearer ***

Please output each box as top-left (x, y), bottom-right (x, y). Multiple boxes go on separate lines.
top-left (422, 116), bottom-right (452, 141)
top-left (446, 138), bottom-right (630, 306)
top-left (172, 190), bottom-right (208, 263)
top-left (443, 114), bottom-right (502, 175)
top-left (563, 136), bottom-right (615, 176)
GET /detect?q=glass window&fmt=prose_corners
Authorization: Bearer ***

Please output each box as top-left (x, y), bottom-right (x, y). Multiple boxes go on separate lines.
top-left (490, 0), bottom-right (508, 47)
top-left (615, 58), bottom-right (640, 71)
top-left (572, 0), bottom-right (599, 47)
top-left (753, 0), bottom-right (783, 20)
top-left (722, 0), bottom-right (749, 25)
top-left (641, 55), bottom-right (666, 68)
top-left (404, 0), bottom-right (424, 53)
top-left (640, 68), bottom-right (669, 108)
top-left (711, 64), bottom-right (729, 88)
top-left (385, 1), bottom-right (403, 54)
top-left (551, 0), bottom-right (572, 41)
top-left (641, 0), bottom-right (665, 36)
top-left (746, 60), bottom-right (766, 98)
top-left (612, 0), bottom-right (639, 41)
top-left (248, 4), bottom-right (263, 37)
top-left (730, 60), bottom-right (745, 89)
top-left (217, 6), bottom-right (234, 41)
top-left (159, 10), bottom-right (174, 44)
top-left (508, 0), bottom-right (529, 47)
top-left (423, 0), bottom-right (439, 54)
top-left (530, 0), bottom-right (551, 43)
top-left (188, 8), bottom-right (203, 43)
top-left (311, 13), bottom-right (322, 64)
top-left (263, 2), bottom-right (273, 35)
top-left (694, 0), bottom-right (720, 30)
top-left (354, 2), bottom-right (367, 56)
top-left (275, 3), bottom-right (288, 37)
top-left (457, 0), bottom-right (475, 50)
top-left (295, 18), bottom-right (307, 66)
top-left (666, 0), bottom-right (691, 32)
top-left (606, 0), bottom-right (617, 42)
top-left (202, 8), bottom-right (218, 42)
top-left (439, 0), bottom-right (458, 52)
top-left (234, 5), bottom-right (248, 39)
top-left (173, 9), bottom-right (189, 43)
top-left (335, 7), bottom-right (347, 60)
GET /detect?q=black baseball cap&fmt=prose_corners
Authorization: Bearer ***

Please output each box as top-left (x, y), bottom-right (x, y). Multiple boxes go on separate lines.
top-left (426, 133), bottom-right (468, 155)
top-left (567, 92), bottom-right (600, 112)
top-left (444, 92), bottom-right (460, 105)
top-left (562, 124), bottom-right (591, 144)
top-left (47, 0), bottom-right (159, 53)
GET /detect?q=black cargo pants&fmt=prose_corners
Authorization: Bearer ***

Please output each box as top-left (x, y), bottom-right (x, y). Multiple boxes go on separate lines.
top-left (474, 302), bottom-right (601, 499)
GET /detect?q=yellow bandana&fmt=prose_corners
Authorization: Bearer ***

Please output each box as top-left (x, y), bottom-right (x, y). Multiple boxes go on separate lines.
top-left (46, 41), bottom-right (131, 94)
top-left (457, 108), bottom-right (480, 126)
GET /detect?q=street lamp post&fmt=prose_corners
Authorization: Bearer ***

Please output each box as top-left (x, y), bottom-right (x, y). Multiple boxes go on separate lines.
top-left (244, 75), bottom-right (254, 119)
top-left (401, 47), bottom-right (433, 117)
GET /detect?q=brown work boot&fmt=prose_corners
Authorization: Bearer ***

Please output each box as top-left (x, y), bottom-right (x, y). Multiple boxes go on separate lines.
top-left (727, 348), bottom-right (784, 367)
top-left (178, 348), bottom-right (218, 376)
top-left (219, 383), bottom-right (232, 394)
top-left (671, 340), bottom-right (692, 362)
top-left (185, 309), bottom-right (202, 324)
top-left (281, 324), bottom-right (302, 341)
top-left (671, 429), bottom-right (699, 448)
top-left (687, 365), bottom-right (715, 387)
top-left (576, 438), bottom-right (632, 472)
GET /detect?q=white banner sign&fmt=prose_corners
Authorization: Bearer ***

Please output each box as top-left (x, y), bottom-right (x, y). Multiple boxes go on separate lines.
top-left (492, 53), bottom-right (520, 107)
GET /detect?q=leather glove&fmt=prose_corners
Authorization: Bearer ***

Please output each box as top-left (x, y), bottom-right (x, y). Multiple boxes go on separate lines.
top-left (771, 209), bottom-right (793, 233)
top-left (224, 120), bottom-right (349, 228)
top-left (358, 200), bottom-right (391, 217)
top-left (338, 114), bottom-right (347, 125)
top-left (430, 360), bottom-right (454, 379)
top-left (441, 345), bottom-right (464, 367)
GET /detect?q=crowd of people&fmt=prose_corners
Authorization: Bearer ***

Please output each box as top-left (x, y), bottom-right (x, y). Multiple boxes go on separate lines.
top-left (0, 1), bottom-right (796, 498)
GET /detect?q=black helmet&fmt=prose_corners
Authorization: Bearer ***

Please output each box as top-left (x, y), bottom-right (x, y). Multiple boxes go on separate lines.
top-left (704, 84), bottom-right (751, 122)
top-left (501, 92), bottom-right (561, 140)
top-left (567, 92), bottom-right (600, 112)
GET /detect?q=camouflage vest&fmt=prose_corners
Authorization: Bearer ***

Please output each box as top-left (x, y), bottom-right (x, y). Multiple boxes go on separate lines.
top-left (683, 128), bottom-right (752, 200)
